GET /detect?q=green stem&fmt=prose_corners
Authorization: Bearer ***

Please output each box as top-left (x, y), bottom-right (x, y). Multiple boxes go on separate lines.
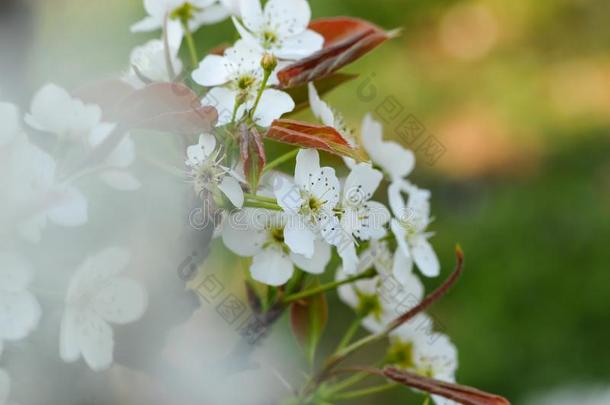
top-left (326, 372), bottom-right (370, 395)
top-left (249, 68), bottom-right (272, 119)
top-left (331, 383), bottom-right (397, 400)
top-left (244, 193), bottom-right (277, 204)
top-left (180, 19), bottom-right (198, 68)
top-left (243, 200), bottom-right (282, 211)
top-left (283, 268), bottom-right (376, 305)
top-left (263, 149), bottom-right (299, 173)
top-left (337, 316), bottom-right (363, 351)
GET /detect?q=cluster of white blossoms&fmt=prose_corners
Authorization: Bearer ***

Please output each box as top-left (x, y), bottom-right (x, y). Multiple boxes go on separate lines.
top-left (0, 0), bottom-right (473, 403)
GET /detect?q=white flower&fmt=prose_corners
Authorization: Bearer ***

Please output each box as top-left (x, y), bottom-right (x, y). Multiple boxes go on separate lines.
top-left (337, 240), bottom-right (425, 333)
top-left (124, 39), bottom-right (183, 88)
top-left (88, 123), bottom-right (141, 191)
top-left (233, 0), bottom-right (324, 60)
top-left (25, 83), bottom-right (102, 141)
top-left (0, 136), bottom-right (88, 243)
top-left (361, 113), bottom-right (416, 184)
top-left (193, 40), bottom-right (295, 127)
top-left (60, 248), bottom-right (148, 371)
top-left (0, 103), bottom-right (20, 146)
top-left (0, 252), bottom-right (41, 346)
top-left (273, 149), bottom-right (343, 259)
top-left (308, 83), bottom-right (356, 147)
top-left (131, 0), bottom-right (232, 49)
top-left (389, 180), bottom-right (440, 277)
top-left (186, 133), bottom-right (244, 208)
top-left (222, 208), bottom-right (331, 285)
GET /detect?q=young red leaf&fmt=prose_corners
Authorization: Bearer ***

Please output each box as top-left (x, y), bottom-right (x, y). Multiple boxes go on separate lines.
top-left (290, 288), bottom-right (329, 364)
top-left (72, 79), bottom-right (134, 117)
top-left (265, 119), bottom-right (364, 161)
top-left (383, 367), bottom-right (511, 405)
top-left (277, 17), bottom-right (395, 89)
top-left (239, 124), bottom-right (266, 192)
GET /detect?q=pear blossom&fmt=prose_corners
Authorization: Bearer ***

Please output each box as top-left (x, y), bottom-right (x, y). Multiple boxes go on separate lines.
top-left (131, 0), bottom-right (232, 49)
top-left (186, 133), bottom-right (244, 208)
top-left (0, 136), bottom-right (88, 243)
top-left (222, 208), bottom-right (331, 286)
top-left (308, 83), bottom-right (356, 148)
top-left (273, 149), bottom-right (344, 259)
top-left (88, 123), bottom-right (141, 191)
top-left (60, 248), bottom-right (148, 371)
top-left (0, 252), bottom-right (41, 346)
top-left (193, 40), bottom-right (294, 127)
top-left (124, 39), bottom-right (183, 88)
top-left (361, 114), bottom-right (416, 184)
top-left (337, 240), bottom-right (425, 333)
top-left (389, 180), bottom-right (440, 277)
top-left (232, 0), bottom-right (324, 60)
top-left (25, 83), bottom-right (102, 141)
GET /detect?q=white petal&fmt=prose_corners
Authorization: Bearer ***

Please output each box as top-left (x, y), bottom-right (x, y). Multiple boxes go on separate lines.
top-left (202, 87), bottom-right (238, 126)
top-left (130, 16), bottom-right (161, 32)
top-left (294, 149), bottom-right (320, 188)
top-left (232, 16), bottom-right (262, 49)
top-left (308, 83), bottom-right (335, 127)
top-left (336, 267), bottom-right (359, 309)
top-left (338, 242), bottom-right (359, 275)
top-left (250, 249), bottom-right (293, 286)
top-left (191, 4), bottom-right (231, 26)
top-left (225, 39), bottom-right (262, 69)
top-left (411, 236), bottom-right (440, 277)
top-left (218, 176), bottom-right (244, 208)
top-left (392, 248), bottom-right (414, 287)
top-left (199, 133), bottom-right (217, 157)
top-left (93, 278), bottom-right (148, 324)
top-left (105, 133), bottom-right (136, 169)
top-left (274, 177), bottom-right (303, 213)
top-left (67, 248), bottom-right (130, 302)
top-left (390, 218), bottom-right (411, 259)
top-left (284, 216), bottom-right (315, 258)
top-left (307, 167), bottom-right (341, 209)
top-left (0, 291), bottom-right (41, 341)
top-left (264, 0), bottom-right (310, 37)
top-left (357, 201), bottom-right (390, 240)
top-left (344, 163), bottom-right (383, 205)
top-left (99, 170), bottom-right (141, 191)
top-left (388, 180), bottom-right (406, 219)
top-left (361, 114), bottom-right (415, 182)
top-left (47, 186), bottom-right (88, 227)
top-left (290, 239), bottom-right (331, 274)
top-left (192, 54), bottom-right (232, 87)
top-left (166, 19), bottom-right (184, 50)
top-left (252, 89), bottom-right (295, 127)
top-left (76, 312), bottom-right (114, 371)
top-left (59, 308), bottom-right (81, 363)
top-left (413, 332), bottom-right (458, 378)
top-left (239, 0), bottom-right (264, 32)
top-left (274, 30), bottom-right (324, 60)
top-left (222, 211), bottom-right (266, 256)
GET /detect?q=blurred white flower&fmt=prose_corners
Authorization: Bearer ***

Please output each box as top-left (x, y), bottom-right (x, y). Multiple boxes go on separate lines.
top-left (186, 134), bottom-right (244, 208)
top-left (131, 0), bottom-right (232, 49)
top-left (389, 180), bottom-right (440, 277)
top-left (0, 136), bottom-right (88, 243)
top-left (25, 83), bottom-right (102, 141)
top-left (222, 208), bottom-right (331, 285)
top-left (0, 252), bottom-right (41, 346)
top-left (88, 123), bottom-right (141, 191)
top-left (60, 248), bottom-right (148, 371)
top-left (194, 40), bottom-right (294, 127)
top-left (273, 149), bottom-right (344, 259)
top-left (124, 39), bottom-right (183, 88)
top-left (233, 0), bottom-right (324, 60)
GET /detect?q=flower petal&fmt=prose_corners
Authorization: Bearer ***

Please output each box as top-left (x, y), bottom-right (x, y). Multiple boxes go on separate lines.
top-left (250, 249), bottom-right (293, 286)
top-left (284, 216), bottom-right (315, 257)
top-left (218, 176), bottom-right (244, 208)
top-left (294, 148), bottom-right (320, 188)
top-left (275, 29), bottom-right (324, 60)
top-left (59, 309), bottom-right (81, 363)
top-left (252, 89), bottom-right (295, 127)
top-left (99, 170), bottom-right (141, 191)
top-left (411, 235), bottom-right (440, 277)
top-left (202, 86), bottom-right (238, 126)
top-left (308, 83), bottom-right (335, 127)
top-left (264, 0), bottom-right (310, 37)
top-left (76, 311), bottom-right (114, 371)
top-left (0, 290), bottom-right (41, 341)
top-left (392, 248), bottom-right (415, 288)
top-left (93, 278), bottom-right (148, 324)
top-left (47, 186), bottom-right (88, 227)
top-left (222, 210), bottom-right (266, 256)
top-left (239, 0), bottom-right (264, 32)
top-left (193, 54), bottom-right (232, 87)
top-left (274, 177), bottom-right (303, 213)
top-left (290, 238), bottom-right (331, 274)
top-left (344, 163), bottom-right (383, 205)
top-left (307, 167), bottom-right (341, 209)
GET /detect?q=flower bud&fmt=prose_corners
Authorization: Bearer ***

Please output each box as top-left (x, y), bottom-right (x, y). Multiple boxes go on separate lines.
top-left (260, 53), bottom-right (278, 72)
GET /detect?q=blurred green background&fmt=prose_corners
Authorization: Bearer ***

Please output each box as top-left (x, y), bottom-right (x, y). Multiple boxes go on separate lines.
top-left (9, 0), bottom-right (610, 403)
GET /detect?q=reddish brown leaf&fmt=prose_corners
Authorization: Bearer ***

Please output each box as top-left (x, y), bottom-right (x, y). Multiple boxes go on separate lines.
top-left (72, 79), bottom-right (134, 117)
top-left (240, 124), bottom-right (266, 192)
top-left (266, 119), bottom-right (364, 160)
top-left (277, 17), bottom-right (394, 88)
top-left (383, 367), bottom-right (511, 405)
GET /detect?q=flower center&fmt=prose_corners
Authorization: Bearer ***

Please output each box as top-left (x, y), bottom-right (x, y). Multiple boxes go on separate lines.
top-left (237, 74), bottom-right (257, 91)
top-left (355, 290), bottom-right (382, 319)
top-left (385, 340), bottom-right (415, 370)
top-left (270, 227), bottom-right (284, 244)
top-left (261, 29), bottom-right (279, 48)
top-left (193, 163), bottom-right (222, 194)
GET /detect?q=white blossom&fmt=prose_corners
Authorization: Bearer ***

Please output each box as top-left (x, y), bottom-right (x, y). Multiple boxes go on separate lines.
top-left (186, 134), bottom-right (244, 208)
top-left (233, 0), bottom-right (324, 60)
top-left (222, 208), bottom-right (331, 286)
top-left (193, 40), bottom-right (294, 127)
top-left (124, 39), bottom-right (183, 88)
top-left (60, 248), bottom-right (148, 371)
